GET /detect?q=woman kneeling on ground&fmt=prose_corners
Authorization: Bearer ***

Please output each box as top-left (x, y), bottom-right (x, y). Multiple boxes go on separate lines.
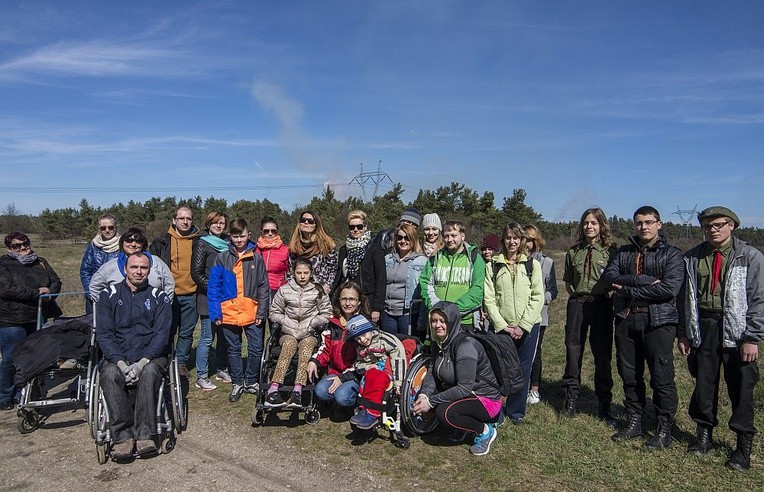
top-left (412, 301), bottom-right (502, 456)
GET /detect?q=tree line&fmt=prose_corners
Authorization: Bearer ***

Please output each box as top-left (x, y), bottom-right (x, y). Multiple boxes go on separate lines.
top-left (2, 183), bottom-right (763, 250)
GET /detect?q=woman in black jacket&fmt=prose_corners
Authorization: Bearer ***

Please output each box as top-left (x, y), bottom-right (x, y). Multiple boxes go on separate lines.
top-left (332, 210), bottom-right (386, 323)
top-left (190, 211), bottom-right (230, 390)
top-left (0, 232), bottom-right (61, 409)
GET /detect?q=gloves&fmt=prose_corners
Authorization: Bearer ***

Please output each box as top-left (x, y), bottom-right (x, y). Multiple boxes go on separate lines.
top-left (125, 358), bottom-right (150, 383)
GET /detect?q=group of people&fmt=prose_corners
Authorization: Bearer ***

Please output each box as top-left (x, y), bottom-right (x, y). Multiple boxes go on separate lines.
top-left (0, 203), bottom-right (761, 468)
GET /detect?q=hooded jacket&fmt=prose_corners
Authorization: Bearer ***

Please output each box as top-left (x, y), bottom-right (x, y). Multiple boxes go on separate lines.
top-left (339, 327), bottom-right (405, 384)
top-left (0, 254), bottom-right (62, 326)
top-left (311, 316), bottom-right (357, 376)
top-left (207, 243), bottom-right (270, 326)
top-left (149, 225), bottom-right (200, 295)
top-left (88, 252), bottom-right (175, 302)
top-left (269, 279), bottom-right (332, 340)
top-left (484, 253), bottom-right (544, 332)
top-left (678, 236), bottom-right (764, 348)
top-left (420, 302), bottom-right (501, 406)
top-left (384, 250), bottom-right (428, 314)
top-left (419, 243), bottom-right (486, 325)
top-left (602, 234), bottom-right (684, 328)
top-left (79, 242), bottom-right (119, 293)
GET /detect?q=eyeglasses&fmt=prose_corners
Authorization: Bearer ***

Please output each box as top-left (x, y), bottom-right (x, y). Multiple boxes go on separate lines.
top-left (124, 236), bottom-right (145, 244)
top-left (261, 228), bottom-right (277, 235)
top-left (396, 234), bottom-right (409, 242)
top-left (635, 220), bottom-right (658, 228)
top-left (339, 297), bottom-right (359, 303)
top-left (99, 225), bottom-right (116, 231)
top-left (702, 221), bottom-right (730, 231)
top-left (9, 241), bottom-right (30, 251)
top-left (348, 224), bottom-right (365, 231)
top-left (300, 217), bottom-right (316, 225)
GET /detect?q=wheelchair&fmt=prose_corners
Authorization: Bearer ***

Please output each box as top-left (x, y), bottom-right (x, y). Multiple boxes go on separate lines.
top-left (87, 355), bottom-right (187, 464)
top-left (15, 292), bottom-right (96, 434)
top-left (251, 325), bottom-right (320, 426)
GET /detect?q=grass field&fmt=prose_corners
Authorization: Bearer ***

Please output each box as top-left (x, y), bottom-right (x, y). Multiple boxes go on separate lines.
top-left (31, 238), bottom-right (764, 490)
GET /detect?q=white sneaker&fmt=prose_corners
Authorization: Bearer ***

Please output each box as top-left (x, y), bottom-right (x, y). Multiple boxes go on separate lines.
top-left (215, 370), bottom-right (232, 383)
top-left (195, 377), bottom-right (217, 391)
top-left (527, 390), bottom-right (541, 405)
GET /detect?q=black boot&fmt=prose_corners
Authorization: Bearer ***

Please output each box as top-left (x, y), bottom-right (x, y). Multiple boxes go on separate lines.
top-left (562, 396), bottom-right (577, 417)
top-left (687, 426), bottom-right (713, 456)
top-left (644, 419), bottom-right (673, 451)
top-left (726, 432), bottom-right (754, 471)
top-left (598, 401), bottom-right (618, 429)
top-left (611, 413), bottom-right (642, 442)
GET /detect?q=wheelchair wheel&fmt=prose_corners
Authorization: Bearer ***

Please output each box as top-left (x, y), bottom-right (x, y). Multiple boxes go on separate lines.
top-left (17, 408), bottom-right (40, 434)
top-left (305, 408), bottom-right (320, 425)
top-left (169, 358), bottom-right (187, 433)
top-left (251, 408), bottom-right (266, 426)
top-left (160, 434), bottom-right (176, 454)
top-left (401, 354), bottom-right (439, 435)
top-left (87, 366), bottom-right (101, 439)
top-left (96, 442), bottom-right (109, 464)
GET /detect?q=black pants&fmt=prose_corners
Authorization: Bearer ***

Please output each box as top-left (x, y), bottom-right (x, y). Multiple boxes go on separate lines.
top-left (435, 397), bottom-right (500, 435)
top-left (530, 325), bottom-right (546, 387)
top-left (562, 297), bottom-right (614, 404)
top-left (688, 315), bottom-right (759, 434)
top-left (614, 313), bottom-right (677, 421)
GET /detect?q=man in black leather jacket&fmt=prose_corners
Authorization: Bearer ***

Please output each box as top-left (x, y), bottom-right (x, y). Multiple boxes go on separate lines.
top-left (603, 206), bottom-right (684, 450)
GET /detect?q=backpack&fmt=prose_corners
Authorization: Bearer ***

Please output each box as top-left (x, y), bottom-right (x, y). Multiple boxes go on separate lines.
top-left (448, 330), bottom-right (524, 397)
top-left (490, 257), bottom-right (533, 282)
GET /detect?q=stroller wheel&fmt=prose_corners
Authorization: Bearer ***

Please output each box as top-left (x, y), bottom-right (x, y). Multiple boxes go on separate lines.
top-left (251, 408), bottom-right (266, 426)
top-left (305, 409), bottom-right (321, 425)
top-left (17, 409), bottom-right (40, 434)
top-left (393, 432), bottom-right (410, 449)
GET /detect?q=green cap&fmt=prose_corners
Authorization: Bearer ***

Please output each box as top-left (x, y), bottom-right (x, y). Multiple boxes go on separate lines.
top-left (697, 206), bottom-right (740, 228)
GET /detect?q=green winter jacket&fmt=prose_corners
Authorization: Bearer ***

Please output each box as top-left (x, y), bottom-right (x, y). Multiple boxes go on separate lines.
top-left (484, 253), bottom-right (544, 332)
top-left (420, 243), bottom-right (486, 325)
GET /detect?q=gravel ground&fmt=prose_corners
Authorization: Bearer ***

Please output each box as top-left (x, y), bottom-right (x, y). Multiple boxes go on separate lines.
top-left (0, 397), bottom-right (394, 492)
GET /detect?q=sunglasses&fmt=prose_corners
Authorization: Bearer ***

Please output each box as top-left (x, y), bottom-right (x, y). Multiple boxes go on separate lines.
top-left (124, 236), bottom-right (145, 244)
top-left (261, 228), bottom-right (277, 234)
top-left (99, 225), bottom-right (116, 231)
top-left (396, 234), bottom-right (409, 242)
top-left (348, 224), bottom-right (365, 231)
top-left (9, 241), bottom-right (31, 251)
top-left (300, 217), bottom-right (316, 225)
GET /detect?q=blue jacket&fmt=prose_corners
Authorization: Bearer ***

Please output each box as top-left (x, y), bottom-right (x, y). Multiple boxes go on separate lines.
top-left (95, 280), bottom-right (172, 364)
top-left (79, 242), bottom-right (119, 292)
top-left (207, 243), bottom-right (270, 325)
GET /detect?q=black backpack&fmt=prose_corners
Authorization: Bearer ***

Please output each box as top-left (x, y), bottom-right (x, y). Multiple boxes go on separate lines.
top-left (448, 330), bottom-right (524, 397)
top-left (490, 257), bottom-right (533, 282)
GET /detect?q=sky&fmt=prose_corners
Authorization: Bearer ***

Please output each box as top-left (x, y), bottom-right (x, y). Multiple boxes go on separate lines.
top-left (1, 1), bottom-right (763, 226)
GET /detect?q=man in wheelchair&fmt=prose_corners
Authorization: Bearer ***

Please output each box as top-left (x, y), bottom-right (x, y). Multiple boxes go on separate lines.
top-left (95, 252), bottom-right (173, 460)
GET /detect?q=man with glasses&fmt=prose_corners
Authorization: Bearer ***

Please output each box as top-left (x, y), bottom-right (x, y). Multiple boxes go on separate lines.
top-left (603, 206), bottom-right (683, 450)
top-left (80, 214), bottom-right (120, 314)
top-left (678, 206), bottom-right (764, 471)
top-left (150, 207), bottom-right (200, 378)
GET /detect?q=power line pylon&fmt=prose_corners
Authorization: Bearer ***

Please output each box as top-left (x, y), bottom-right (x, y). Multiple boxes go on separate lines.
top-left (349, 160), bottom-right (393, 201)
top-left (673, 205), bottom-right (698, 238)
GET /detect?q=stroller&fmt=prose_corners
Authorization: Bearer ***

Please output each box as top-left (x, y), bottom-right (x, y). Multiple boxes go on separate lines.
top-left (12, 292), bottom-right (96, 434)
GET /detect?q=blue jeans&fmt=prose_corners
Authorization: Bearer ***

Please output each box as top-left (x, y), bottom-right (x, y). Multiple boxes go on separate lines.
top-left (0, 325), bottom-right (34, 405)
top-left (173, 295), bottom-right (199, 368)
top-left (195, 316), bottom-right (229, 378)
top-left (314, 375), bottom-right (359, 407)
top-left (505, 323), bottom-right (540, 420)
top-left (380, 311), bottom-right (411, 335)
top-left (222, 323), bottom-right (263, 386)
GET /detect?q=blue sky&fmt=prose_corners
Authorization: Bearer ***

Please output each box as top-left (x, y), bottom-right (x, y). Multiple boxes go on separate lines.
top-left (1, 1), bottom-right (763, 226)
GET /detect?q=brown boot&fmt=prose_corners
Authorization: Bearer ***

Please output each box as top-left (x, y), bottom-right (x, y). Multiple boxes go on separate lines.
top-left (111, 438), bottom-right (134, 460)
top-left (136, 439), bottom-right (158, 455)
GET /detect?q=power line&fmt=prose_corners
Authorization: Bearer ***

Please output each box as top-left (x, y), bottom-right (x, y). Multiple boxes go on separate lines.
top-left (673, 205), bottom-right (698, 238)
top-left (348, 161), bottom-right (393, 201)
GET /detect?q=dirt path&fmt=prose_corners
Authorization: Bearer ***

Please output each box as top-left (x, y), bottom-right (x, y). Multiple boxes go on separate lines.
top-left (0, 402), bottom-right (395, 492)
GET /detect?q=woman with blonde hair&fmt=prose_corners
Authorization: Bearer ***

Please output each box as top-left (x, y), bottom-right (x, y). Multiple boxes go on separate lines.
top-left (381, 222), bottom-right (427, 335)
top-left (288, 210), bottom-right (338, 295)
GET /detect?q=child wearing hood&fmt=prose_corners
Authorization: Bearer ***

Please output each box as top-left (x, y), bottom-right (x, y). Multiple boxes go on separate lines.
top-left (413, 301), bottom-right (503, 456)
top-left (343, 314), bottom-right (406, 429)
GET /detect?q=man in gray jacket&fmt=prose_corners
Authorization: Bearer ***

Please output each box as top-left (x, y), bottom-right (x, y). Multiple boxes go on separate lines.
top-left (677, 206), bottom-right (764, 471)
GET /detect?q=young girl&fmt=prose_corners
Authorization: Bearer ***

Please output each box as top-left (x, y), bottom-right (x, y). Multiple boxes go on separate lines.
top-left (266, 258), bottom-right (332, 408)
top-left (307, 281), bottom-right (370, 411)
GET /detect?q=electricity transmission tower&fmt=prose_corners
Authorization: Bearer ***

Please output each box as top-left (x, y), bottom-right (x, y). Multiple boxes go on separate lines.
top-left (349, 160), bottom-right (393, 201)
top-left (673, 205), bottom-right (698, 238)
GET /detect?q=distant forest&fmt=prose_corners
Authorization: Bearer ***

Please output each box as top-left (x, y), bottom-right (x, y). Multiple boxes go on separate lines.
top-left (2, 183), bottom-right (762, 251)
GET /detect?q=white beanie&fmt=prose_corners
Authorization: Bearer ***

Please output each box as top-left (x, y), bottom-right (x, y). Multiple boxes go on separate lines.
top-left (421, 213), bottom-right (442, 231)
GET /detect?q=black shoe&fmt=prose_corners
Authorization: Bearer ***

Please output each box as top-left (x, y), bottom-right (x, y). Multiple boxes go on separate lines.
top-left (598, 402), bottom-right (619, 429)
top-left (286, 391), bottom-right (302, 409)
top-left (611, 413), bottom-right (643, 442)
top-left (726, 433), bottom-right (754, 472)
top-left (562, 397), bottom-right (577, 417)
top-left (687, 426), bottom-right (713, 456)
top-left (265, 391), bottom-right (286, 408)
top-left (644, 419), bottom-right (673, 451)
top-left (0, 401), bottom-right (15, 411)
top-left (228, 384), bottom-right (244, 403)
